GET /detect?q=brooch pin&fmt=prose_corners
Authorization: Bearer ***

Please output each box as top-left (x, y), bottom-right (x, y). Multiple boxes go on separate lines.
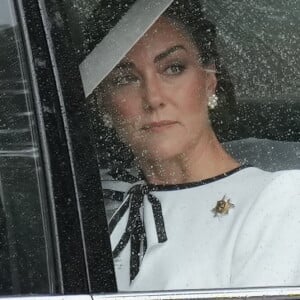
top-left (212, 195), bottom-right (234, 217)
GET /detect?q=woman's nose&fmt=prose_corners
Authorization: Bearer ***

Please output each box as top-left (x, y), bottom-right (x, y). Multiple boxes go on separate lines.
top-left (142, 75), bottom-right (165, 110)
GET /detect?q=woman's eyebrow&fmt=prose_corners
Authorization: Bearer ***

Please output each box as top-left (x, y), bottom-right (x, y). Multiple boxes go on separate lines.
top-left (113, 45), bottom-right (186, 72)
top-left (154, 45), bottom-right (187, 63)
top-left (114, 61), bottom-right (134, 71)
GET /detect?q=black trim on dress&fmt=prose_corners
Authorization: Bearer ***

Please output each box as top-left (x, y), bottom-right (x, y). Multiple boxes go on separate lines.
top-left (146, 165), bottom-right (251, 191)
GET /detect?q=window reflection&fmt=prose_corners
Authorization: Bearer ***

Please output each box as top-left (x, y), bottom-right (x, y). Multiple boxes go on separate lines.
top-left (67, 0), bottom-right (300, 292)
top-left (0, 0), bottom-right (54, 294)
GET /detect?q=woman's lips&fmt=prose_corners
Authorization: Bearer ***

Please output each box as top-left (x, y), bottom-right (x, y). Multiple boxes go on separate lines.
top-left (142, 120), bottom-right (177, 131)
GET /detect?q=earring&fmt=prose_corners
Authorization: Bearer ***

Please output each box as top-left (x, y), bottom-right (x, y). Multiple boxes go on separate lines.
top-left (102, 113), bottom-right (113, 128)
top-left (208, 94), bottom-right (218, 110)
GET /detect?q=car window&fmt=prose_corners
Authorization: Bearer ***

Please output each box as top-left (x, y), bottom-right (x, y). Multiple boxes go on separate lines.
top-left (0, 0), bottom-right (55, 294)
top-left (67, 0), bottom-right (300, 170)
top-left (68, 2), bottom-right (300, 194)
top-left (56, 0), bottom-right (300, 295)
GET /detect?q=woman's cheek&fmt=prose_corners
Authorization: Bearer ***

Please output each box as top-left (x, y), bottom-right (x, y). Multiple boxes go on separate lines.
top-left (113, 100), bottom-right (143, 123)
top-left (111, 104), bottom-right (143, 132)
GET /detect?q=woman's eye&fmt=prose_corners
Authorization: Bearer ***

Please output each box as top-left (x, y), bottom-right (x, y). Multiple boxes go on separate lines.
top-left (164, 63), bottom-right (186, 75)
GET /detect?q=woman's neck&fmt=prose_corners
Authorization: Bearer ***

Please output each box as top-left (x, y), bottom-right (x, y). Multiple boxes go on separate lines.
top-left (138, 133), bottom-right (239, 185)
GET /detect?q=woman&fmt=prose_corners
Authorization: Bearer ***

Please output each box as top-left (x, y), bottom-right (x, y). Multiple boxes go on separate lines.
top-left (90, 1), bottom-right (300, 291)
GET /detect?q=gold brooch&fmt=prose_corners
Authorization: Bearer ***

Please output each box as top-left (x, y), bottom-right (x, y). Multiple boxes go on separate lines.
top-left (212, 195), bottom-right (234, 217)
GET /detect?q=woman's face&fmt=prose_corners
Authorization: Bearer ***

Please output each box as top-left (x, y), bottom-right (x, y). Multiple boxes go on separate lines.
top-left (101, 17), bottom-right (217, 162)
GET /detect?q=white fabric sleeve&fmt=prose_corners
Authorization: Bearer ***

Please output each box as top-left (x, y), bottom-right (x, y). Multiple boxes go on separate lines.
top-left (231, 170), bottom-right (300, 287)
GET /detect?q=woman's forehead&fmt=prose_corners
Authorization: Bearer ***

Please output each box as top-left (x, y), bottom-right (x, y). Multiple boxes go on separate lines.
top-left (122, 17), bottom-right (197, 62)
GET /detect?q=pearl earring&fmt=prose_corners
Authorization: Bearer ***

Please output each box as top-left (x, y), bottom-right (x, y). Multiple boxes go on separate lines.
top-left (208, 94), bottom-right (218, 110)
top-left (102, 113), bottom-right (113, 128)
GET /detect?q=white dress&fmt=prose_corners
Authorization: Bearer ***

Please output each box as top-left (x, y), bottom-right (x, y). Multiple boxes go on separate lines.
top-left (105, 166), bottom-right (300, 291)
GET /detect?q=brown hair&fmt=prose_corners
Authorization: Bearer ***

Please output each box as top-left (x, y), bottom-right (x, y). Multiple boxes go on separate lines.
top-left (85, 0), bottom-right (239, 168)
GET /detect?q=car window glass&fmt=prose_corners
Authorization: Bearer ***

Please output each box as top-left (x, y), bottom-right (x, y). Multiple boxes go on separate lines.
top-left (62, 0), bottom-right (300, 293)
top-left (0, 0), bottom-right (55, 294)
top-left (67, 0), bottom-right (300, 185)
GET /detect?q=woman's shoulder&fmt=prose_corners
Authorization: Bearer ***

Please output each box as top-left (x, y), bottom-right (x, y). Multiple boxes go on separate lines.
top-left (231, 168), bottom-right (300, 287)
top-left (232, 168), bottom-right (300, 253)
top-left (271, 168), bottom-right (300, 180)
top-left (255, 168), bottom-right (300, 196)
top-left (233, 166), bottom-right (300, 188)
top-left (237, 167), bottom-right (300, 210)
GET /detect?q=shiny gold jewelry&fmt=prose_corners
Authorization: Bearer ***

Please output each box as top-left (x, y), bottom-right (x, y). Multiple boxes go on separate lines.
top-left (212, 195), bottom-right (234, 217)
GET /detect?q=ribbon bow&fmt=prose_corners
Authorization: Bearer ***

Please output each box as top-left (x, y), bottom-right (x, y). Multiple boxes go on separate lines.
top-left (110, 184), bottom-right (168, 281)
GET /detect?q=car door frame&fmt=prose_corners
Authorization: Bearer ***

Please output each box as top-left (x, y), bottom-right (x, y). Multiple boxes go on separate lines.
top-left (13, 0), bottom-right (117, 294)
top-left (9, 0), bottom-right (300, 298)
